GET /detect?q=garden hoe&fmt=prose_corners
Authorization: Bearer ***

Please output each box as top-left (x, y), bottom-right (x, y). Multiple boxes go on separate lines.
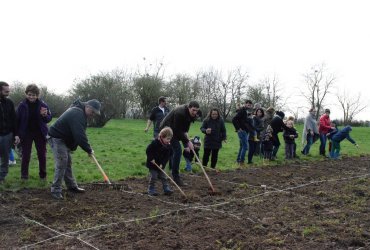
top-left (191, 148), bottom-right (220, 195)
top-left (151, 161), bottom-right (187, 199)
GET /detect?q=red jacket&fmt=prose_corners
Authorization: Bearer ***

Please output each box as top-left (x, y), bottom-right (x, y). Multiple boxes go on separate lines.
top-left (319, 114), bottom-right (331, 134)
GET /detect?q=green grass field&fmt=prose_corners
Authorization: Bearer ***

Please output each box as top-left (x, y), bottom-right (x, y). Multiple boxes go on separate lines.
top-left (1, 119), bottom-right (369, 191)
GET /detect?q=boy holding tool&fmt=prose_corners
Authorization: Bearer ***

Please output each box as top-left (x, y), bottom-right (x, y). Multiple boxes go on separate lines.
top-left (146, 127), bottom-right (174, 196)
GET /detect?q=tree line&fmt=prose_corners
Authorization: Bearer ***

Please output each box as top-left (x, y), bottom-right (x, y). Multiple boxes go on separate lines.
top-left (9, 62), bottom-right (368, 127)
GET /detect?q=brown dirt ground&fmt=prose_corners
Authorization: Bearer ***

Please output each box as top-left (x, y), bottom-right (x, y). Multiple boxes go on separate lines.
top-left (1, 156), bottom-right (370, 250)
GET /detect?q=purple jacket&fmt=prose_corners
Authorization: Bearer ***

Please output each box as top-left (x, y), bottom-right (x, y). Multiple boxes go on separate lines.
top-left (16, 99), bottom-right (52, 139)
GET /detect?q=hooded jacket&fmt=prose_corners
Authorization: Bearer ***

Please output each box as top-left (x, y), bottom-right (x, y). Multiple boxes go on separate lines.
top-left (332, 125), bottom-right (356, 144)
top-left (48, 100), bottom-right (92, 153)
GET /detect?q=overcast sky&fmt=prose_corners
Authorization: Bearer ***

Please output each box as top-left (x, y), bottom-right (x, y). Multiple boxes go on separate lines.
top-left (1, 0), bottom-right (370, 120)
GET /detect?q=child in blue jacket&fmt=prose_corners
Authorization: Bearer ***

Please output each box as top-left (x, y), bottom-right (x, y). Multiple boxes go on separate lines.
top-left (330, 125), bottom-right (358, 159)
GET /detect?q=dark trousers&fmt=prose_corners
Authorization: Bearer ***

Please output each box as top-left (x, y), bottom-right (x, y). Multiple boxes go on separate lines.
top-left (202, 148), bottom-right (219, 168)
top-left (169, 139), bottom-right (182, 180)
top-left (285, 143), bottom-right (295, 159)
top-left (21, 130), bottom-right (47, 179)
top-left (248, 141), bottom-right (257, 163)
top-left (272, 133), bottom-right (280, 157)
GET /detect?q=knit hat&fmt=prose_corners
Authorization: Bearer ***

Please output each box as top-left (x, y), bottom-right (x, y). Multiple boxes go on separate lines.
top-left (192, 136), bottom-right (201, 145)
top-left (85, 99), bottom-right (101, 115)
top-left (276, 111), bottom-right (285, 119)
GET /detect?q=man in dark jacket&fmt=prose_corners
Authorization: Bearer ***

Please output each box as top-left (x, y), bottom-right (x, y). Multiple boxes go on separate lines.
top-left (48, 99), bottom-right (101, 200)
top-left (270, 111), bottom-right (288, 159)
top-left (144, 96), bottom-right (170, 139)
top-left (159, 100), bottom-right (200, 186)
top-left (0, 82), bottom-right (20, 183)
top-left (232, 100), bottom-right (254, 166)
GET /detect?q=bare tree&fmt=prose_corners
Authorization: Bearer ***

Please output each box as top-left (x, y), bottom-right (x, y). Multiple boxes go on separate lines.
top-left (214, 67), bottom-right (248, 120)
top-left (336, 90), bottom-right (367, 124)
top-left (301, 64), bottom-right (335, 120)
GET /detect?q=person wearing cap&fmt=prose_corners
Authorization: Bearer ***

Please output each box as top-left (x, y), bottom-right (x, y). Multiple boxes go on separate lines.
top-left (48, 99), bottom-right (101, 200)
top-left (319, 108), bottom-right (335, 157)
top-left (15, 84), bottom-right (52, 181)
top-left (144, 96), bottom-right (170, 139)
top-left (182, 136), bottom-right (201, 172)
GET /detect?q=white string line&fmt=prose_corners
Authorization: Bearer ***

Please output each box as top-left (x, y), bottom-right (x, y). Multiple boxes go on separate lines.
top-left (196, 173), bottom-right (370, 209)
top-left (19, 172), bottom-right (370, 249)
top-left (20, 216), bottom-right (100, 250)
top-left (19, 202), bottom-right (243, 249)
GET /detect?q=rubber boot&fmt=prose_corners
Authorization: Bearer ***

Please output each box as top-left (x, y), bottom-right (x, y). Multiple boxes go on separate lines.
top-left (163, 185), bottom-right (173, 195)
top-left (148, 185), bottom-right (159, 196)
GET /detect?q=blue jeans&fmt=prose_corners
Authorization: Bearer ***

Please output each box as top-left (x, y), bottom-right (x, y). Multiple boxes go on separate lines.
top-left (330, 140), bottom-right (340, 159)
top-left (184, 157), bottom-right (192, 171)
top-left (237, 130), bottom-right (249, 163)
top-left (170, 139), bottom-right (182, 180)
top-left (302, 134), bottom-right (313, 155)
top-left (319, 133), bottom-right (327, 155)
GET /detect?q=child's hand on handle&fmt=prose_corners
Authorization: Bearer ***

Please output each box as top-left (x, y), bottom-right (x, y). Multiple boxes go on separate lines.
top-left (187, 140), bottom-right (194, 151)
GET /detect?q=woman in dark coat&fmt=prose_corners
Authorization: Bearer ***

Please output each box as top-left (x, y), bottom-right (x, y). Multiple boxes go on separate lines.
top-left (16, 84), bottom-right (52, 180)
top-left (200, 108), bottom-right (227, 169)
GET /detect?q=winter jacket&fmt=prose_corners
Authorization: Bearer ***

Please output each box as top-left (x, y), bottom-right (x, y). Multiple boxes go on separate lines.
top-left (270, 115), bottom-right (288, 135)
top-left (232, 107), bottom-right (255, 132)
top-left (253, 116), bottom-right (264, 138)
top-left (159, 104), bottom-right (196, 144)
top-left (16, 99), bottom-right (52, 139)
top-left (149, 106), bottom-right (170, 133)
top-left (332, 126), bottom-right (356, 144)
top-left (327, 126), bottom-right (338, 140)
top-left (48, 100), bottom-right (92, 153)
top-left (319, 114), bottom-right (331, 134)
top-left (283, 127), bottom-right (298, 144)
top-left (200, 118), bottom-right (226, 149)
top-left (146, 138), bottom-right (172, 169)
top-left (302, 113), bottom-right (318, 145)
top-left (0, 97), bottom-right (16, 136)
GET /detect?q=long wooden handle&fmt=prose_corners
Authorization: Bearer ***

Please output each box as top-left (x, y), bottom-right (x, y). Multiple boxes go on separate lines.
top-left (191, 149), bottom-right (215, 192)
top-left (91, 155), bottom-right (112, 184)
top-left (151, 161), bottom-right (187, 197)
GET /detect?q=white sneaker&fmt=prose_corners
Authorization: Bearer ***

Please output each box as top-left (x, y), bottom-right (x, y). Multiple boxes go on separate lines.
top-left (9, 160), bottom-right (16, 165)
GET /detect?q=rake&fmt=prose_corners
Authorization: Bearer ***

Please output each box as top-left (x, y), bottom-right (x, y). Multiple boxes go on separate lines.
top-left (151, 161), bottom-right (187, 198)
top-left (191, 148), bottom-right (219, 195)
top-left (90, 154), bottom-right (111, 184)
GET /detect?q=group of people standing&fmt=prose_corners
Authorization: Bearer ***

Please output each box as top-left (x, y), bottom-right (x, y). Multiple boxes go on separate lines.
top-left (0, 82), bottom-right (49, 184)
top-left (0, 81), bottom-right (102, 200)
top-left (1, 80), bottom-right (359, 199)
top-left (302, 108), bottom-right (358, 158)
